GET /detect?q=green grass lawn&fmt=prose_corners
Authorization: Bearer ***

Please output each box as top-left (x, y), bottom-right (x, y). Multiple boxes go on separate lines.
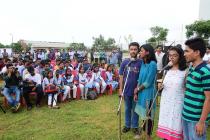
top-left (0, 94), bottom-right (209, 140)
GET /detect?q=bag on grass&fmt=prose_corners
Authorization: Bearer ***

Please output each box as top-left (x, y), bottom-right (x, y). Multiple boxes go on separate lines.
top-left (87, 90), bottom-right (97, 100)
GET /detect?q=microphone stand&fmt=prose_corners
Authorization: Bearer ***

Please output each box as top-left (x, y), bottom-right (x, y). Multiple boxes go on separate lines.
top-left (117, 66), bottom-right (131, 140)
top-left (139, 70), bottom-right (167, 135)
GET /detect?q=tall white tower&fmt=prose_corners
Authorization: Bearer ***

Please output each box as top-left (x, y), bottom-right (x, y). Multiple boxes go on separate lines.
top-left (199, 0), bottom-right (210, 20)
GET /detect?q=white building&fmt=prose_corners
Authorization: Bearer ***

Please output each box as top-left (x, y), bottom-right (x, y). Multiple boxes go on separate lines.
top-left (199, 0), bottom-right (210, 20)
top-left (19, 40), bottom-right (70, 52)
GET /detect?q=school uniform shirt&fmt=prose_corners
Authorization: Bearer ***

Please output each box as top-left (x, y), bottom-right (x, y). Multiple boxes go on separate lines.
top-left (106, 71), bottom-right (114, 82)
top-left (42, 77), bottom-right (57, 90)
top-left (79, 73), bottom-right (88, 84)
top-left (62, 75), bottom-right (74, 86)
top-left (24, 73), bottom-right (42, 85)
top-left (93, 71), bottom-right (104, 82)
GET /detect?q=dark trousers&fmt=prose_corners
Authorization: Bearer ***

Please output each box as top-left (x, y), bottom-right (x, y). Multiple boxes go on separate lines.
top-left (23, 84), bottom-right (43, 107)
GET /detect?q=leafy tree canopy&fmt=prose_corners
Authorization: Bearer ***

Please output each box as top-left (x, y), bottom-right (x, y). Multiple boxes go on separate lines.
top-left (186, 20), bottom-right (210, 39)
top-left (92, 35), bottom-right (117, 51)
top-left (147, 26), bottom-right (168, 47)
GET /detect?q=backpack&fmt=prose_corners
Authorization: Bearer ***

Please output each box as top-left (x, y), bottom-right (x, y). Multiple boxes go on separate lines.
top-left (87, 90), bottom-right (97, 100)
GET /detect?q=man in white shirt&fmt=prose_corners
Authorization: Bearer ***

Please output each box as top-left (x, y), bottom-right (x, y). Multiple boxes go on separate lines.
top-left (68, 49), bottom-right (74, 60)
top-left (55, 50), bottom-right (61, 59)
top-left (155, 45), bottom-right (165, 71)
top-left (203, 46), bottom-right (210, 65)
top-left (22, 66), bottom-right (43, 110)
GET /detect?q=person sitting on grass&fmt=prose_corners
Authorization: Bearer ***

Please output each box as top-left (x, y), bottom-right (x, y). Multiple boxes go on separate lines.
top-left (2, 63), bottom-right (22, 112)
top-left (42, 70), bottom-right (60, 109)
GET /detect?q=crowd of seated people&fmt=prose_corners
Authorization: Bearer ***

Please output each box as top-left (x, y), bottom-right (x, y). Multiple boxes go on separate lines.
top-left (0, 53), bottom-right (119, 112)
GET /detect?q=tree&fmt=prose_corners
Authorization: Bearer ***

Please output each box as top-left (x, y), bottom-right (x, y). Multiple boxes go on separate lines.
top-left (92, 35), bottom-right (117, 51)
top-left (186, 20), bottom-right (210, 39)
top-left (69, 43), bottom-right (87, 50)
top-left (0, 43), bottom-right (5, 48)
top-left (147, 26), bottom-right (169, 46)
top-left (12, 42), bottom-right (23, 53)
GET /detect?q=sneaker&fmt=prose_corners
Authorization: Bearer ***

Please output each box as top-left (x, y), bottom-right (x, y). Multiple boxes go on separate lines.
top-left (132, 128), bottom-right (140, 135)
top-left (122, 126), bottom-right (130, 133)
top-left (15, 103), bottom-right (21, 111)
top-left (134, 134), bottom-right (141, 139)
top-left (52, 105), bottom-right (60, 109)
top-left (133, 128), bottom-right (141, 139)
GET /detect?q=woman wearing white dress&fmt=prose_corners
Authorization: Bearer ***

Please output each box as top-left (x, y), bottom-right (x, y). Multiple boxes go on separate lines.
top-left (93, 64), bottom-right (107, 94)
top-left (157, 46), bottom-right (187, 140)
top-left (105, 64), bottom-right (118, 90)
top-left (78, 66), bottom-right (88, 99)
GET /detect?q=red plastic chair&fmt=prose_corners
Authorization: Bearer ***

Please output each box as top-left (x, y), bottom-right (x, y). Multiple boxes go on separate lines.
top-left (71, 70), bottom-right (78, 77)
top-left (76, 87), bottom-right (81, 100)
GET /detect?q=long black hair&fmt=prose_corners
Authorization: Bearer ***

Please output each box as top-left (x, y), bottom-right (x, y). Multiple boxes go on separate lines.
top-left (169, 46), bottom-right (187, 71)
top-left (140, 44), bottom-right (157, 63)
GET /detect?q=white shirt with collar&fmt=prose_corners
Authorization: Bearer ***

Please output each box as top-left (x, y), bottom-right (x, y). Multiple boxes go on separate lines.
top-left (24, 73), bottom-right (42, 85)
top-left (155, 52), bottom-right (165, 70)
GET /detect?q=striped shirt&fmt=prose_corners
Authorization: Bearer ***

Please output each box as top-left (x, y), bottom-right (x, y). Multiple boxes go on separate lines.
top-left (182, 62), bottom-right (210, 122)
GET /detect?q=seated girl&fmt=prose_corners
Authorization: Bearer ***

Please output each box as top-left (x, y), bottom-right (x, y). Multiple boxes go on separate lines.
top-left (78, 66), bottom-right (89, 99)
top-left (92, 64), bottom-right (107, 95)
top-left (42, 70), bottom-right (60, 109)
top-left (106, 64), bottom-right (119, 90)
top-left (54, 70), bottom-right (70, 102)
top-left (62, 68), bottom-right (77, 99)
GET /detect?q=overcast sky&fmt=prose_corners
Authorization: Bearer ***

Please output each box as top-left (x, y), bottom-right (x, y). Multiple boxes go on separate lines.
top-left (0, 0), bottom-right (199, 47)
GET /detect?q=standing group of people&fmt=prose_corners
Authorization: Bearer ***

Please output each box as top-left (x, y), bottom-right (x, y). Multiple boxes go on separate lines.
top-left (90, 48), bottom-right (123, 66)
top-left (119, 38), bottom-right (210, 140)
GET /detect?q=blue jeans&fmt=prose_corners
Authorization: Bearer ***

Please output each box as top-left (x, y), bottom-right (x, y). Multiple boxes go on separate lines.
top-left (3, 86), bottom-right (20, 107)
top-left (124, 95), bottom-right (139, 128)
top-left (182, 119), bottom-right (208, 140)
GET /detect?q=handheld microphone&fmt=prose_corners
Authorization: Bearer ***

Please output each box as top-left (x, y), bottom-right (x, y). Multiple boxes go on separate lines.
top-left (159, 61), bottom-right (173, 73)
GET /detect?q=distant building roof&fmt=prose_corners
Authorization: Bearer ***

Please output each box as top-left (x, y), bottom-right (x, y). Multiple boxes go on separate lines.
top-left (19, 40), bottom-right (70, 48)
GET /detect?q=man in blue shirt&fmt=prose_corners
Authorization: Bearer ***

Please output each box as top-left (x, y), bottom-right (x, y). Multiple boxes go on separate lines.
top-left (119, 42), bottom-right (142, 135)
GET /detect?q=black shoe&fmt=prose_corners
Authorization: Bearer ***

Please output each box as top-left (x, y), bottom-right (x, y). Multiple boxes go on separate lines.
top-left (122, 127), bottom-right (130, 133)
top-left (27, 106), bottom-right (32, 111)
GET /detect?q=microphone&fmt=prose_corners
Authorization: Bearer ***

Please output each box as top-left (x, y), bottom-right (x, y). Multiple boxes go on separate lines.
top-left (159, 61), bottom-right (173, 73)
